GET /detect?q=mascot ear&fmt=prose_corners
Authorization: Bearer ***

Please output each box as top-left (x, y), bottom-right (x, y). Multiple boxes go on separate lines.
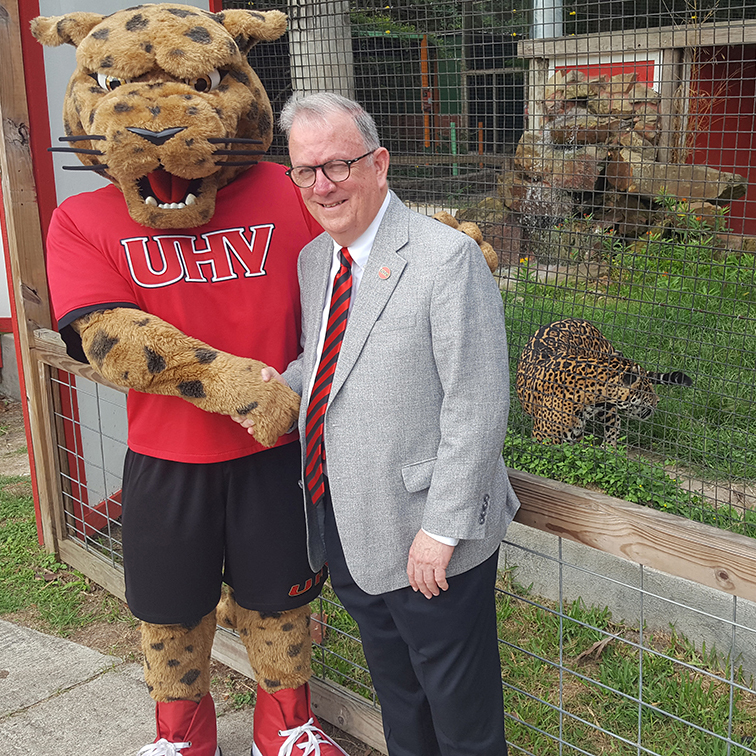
top-left (220, 9), bottom-right (287, 53)
top-left (30, 13), bottom-right (105, 48)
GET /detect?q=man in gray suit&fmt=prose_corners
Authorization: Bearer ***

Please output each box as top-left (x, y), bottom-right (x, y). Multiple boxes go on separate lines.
top-left (239, 92), bottom-right (520, 756)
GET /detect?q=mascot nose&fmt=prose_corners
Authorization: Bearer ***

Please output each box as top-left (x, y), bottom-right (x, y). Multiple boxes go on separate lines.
top-left (127, 126), bottom-right (186, 146)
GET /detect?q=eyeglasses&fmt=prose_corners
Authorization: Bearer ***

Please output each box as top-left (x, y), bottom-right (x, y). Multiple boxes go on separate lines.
top-left (285, 150), bottom-right (376, 188)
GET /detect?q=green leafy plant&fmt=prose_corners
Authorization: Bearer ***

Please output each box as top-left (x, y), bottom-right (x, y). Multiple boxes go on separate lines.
top-left (503, 435), bottom-right (756, 537)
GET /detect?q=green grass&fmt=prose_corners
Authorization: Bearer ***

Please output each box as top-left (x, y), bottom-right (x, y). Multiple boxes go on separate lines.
top-left (495, 571), bottom-right (756, 755)
top-left (313, 578), bottom-right (756, 756)
top-left (502, 199), bottom-right (756, 535)
top-left (503, 435), bottom-right (756, 538)
top-left (311, 590), bottom-right (375, 701)
top-left (0, 475), bottom-right (131, 635)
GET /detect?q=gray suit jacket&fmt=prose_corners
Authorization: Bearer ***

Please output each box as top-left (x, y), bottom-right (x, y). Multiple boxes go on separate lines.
top-left (284, 192), bottom-right (520, 595)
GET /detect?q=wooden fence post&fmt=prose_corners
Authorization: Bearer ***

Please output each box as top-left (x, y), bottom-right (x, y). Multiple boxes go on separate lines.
top-left (0, 0), bottom-right (64, 552)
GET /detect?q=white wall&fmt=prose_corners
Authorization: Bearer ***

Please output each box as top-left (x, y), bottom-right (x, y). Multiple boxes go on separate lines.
top-left (0, 232), bottom-right (8, 321)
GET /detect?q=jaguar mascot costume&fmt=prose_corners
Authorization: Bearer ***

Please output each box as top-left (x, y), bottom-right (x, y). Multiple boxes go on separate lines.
top-left (31, 5), bottom-right (342, 755)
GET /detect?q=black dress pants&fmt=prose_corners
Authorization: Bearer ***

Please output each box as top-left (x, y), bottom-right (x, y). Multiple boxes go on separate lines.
top-left (323, 497), bottom-right (508, 756)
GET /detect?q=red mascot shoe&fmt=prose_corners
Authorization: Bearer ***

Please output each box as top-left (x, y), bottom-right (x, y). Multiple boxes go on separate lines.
top-left (138, 693), bottom-right (221, 756)
top-left (252, 684), bottom-right (349, 756)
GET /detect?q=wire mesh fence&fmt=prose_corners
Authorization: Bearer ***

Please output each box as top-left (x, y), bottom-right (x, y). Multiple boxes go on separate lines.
top-left (236, 0), bottom-right (756, 536)
top-left (498, 526), bottom-right (756, 755)
top-left (47, 371), bottom-right (756, 755)
top-left (38, 1), bottom-right (756, 754)
top-left (50, 371), bottom-right (127, 571)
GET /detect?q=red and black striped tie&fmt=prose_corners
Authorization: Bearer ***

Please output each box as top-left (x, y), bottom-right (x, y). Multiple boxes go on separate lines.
top-left (305, 247), bottom-right (353, 507)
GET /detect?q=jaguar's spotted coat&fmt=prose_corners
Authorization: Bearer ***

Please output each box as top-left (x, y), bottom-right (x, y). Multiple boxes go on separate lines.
top-left (516, 318), bottom-right (692, 445)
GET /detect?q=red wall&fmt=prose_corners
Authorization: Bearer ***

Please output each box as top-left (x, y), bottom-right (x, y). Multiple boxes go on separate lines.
top-left (556, 59), bottom-right (656, 86)
top-left (688, 45), bottom-right (756, 235)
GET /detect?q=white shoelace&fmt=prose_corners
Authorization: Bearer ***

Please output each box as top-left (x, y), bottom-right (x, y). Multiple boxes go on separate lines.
top-left (137, 738), bottom-right (192, 756)
top-left (276, 718), bottom-right (337, 756)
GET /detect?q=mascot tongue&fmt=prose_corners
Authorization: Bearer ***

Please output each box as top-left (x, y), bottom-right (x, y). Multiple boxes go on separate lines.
top-left (147, 169), bottom-right (192, 204)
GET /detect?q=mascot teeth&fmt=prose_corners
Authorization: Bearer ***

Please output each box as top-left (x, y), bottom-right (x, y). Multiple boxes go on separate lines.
top-left (144, 193), bottom-right (197, 210)
top-left (137, 170), bottom-right (202, 212)
top-left (32, 3), bottom-right (278, 231)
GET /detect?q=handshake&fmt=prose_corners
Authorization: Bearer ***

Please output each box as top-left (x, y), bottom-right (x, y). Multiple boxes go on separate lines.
top-left (230, 366), bottom-right (295, 445)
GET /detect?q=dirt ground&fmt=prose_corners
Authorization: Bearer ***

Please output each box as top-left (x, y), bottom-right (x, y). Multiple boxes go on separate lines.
top-left (0, 400), bottom-right (32, 478)
top-left (0, 398), bottom-right (378, 756)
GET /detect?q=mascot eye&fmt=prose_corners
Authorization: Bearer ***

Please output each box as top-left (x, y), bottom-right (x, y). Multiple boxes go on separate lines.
top-left (189, 69), bottom-right (222, 93)
top-left (96, 72), bottom-right (126, 91)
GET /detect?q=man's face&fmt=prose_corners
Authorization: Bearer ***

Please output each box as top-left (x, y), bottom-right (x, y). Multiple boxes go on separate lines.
top-left (287, 112), bottom-right (389, 247)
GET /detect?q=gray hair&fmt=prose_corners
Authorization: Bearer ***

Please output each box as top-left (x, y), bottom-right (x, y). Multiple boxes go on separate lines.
top-left (279, 92), bottom-right (381, 152)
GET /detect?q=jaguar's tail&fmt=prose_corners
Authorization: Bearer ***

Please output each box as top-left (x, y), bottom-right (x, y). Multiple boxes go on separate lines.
top-left (648, 370), bottom-right (693, 387)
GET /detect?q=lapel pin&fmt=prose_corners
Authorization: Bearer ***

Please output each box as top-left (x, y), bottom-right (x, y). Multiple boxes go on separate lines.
top-left (378, 266), bottom-right (391, 280)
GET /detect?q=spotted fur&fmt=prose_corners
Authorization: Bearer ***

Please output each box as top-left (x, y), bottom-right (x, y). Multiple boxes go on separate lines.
top-left (31, 4), bottom-right (286, 229)
top-left (216, 589), bottom-right (312, 694)
top-left (516, 318), bottom-right (692, 445)
top-left (31, 10), bottom-right (299, 443)
top-left (141, 609), bottom-right (216, 703)
top-left (31, 3), bottom-right (308, 712)
top-left (73, 308), bottom-right (300, 448)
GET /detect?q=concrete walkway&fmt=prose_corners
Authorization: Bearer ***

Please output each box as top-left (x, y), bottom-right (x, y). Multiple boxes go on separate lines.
top-left (0, 619), bottom-right (256, 755)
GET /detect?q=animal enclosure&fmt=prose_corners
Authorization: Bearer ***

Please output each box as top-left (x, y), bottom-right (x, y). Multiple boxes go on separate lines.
top-left (1, 0), bottom-right (756, 754)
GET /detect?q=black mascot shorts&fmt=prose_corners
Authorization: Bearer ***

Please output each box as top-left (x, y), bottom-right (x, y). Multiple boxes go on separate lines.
top-left (120, 440), bottom-right (325, 625)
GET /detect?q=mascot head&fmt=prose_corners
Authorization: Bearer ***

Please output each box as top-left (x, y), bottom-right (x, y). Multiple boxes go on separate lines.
top-left (31, 3), bottom-right (286, 229)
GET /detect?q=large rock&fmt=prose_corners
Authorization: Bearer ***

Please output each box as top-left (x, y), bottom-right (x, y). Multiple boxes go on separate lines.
top-left (506, 177), bottom-right (574, 222)
top-left (547, 109), bottom-right (624, 145)
top-left (599, 190), bottom-right (655, 237)
top-left (506, 67), bottom-right (750, 256)
top-left (607, 153), bottom-right (747, 202)
top-left (516, 137), bottom-right (609, 193)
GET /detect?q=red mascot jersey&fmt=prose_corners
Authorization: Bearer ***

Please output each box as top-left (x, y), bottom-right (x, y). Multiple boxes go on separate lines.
top-left (46, 162), bottom-right (321, 463)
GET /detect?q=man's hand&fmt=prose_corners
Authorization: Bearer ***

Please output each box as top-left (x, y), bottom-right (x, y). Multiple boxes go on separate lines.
top-left (232, 366), bottom-right (290, 435)
top-left (407, 530), bottom-right (455, 599)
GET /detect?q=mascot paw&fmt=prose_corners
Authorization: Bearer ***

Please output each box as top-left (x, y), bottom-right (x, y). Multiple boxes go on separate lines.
top-left (433, 211), bottom-right (499, 273)
top-left (231, 362), bottom-right (300, 448)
